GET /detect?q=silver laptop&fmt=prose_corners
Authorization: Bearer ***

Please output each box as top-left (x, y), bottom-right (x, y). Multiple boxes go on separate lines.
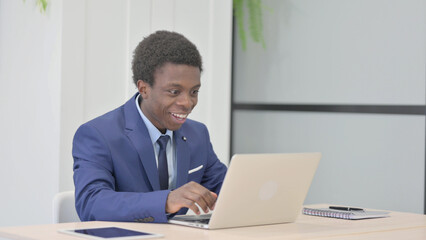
top-left (169, 152), bottom-right (321, 229)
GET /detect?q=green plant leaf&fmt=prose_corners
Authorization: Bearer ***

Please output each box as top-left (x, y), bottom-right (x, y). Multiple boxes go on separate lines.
top-left (28, 0), bottom-right (48, 14)
top-left (234, 0), bottom-right (247, 51)
top-left (38, 0), bottom-right (48, 13)
top-left (247, 0), bottom-right (265, 48)
top-left (234, 0), bottom-right (265, 51)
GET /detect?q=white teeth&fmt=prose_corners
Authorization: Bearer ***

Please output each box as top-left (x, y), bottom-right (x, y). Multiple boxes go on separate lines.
top-left (172, 113), bottom-right (188, 119)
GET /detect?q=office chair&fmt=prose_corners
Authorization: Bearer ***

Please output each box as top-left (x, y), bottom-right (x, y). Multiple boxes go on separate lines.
top-left (52, 190), bottom-right (80, 223)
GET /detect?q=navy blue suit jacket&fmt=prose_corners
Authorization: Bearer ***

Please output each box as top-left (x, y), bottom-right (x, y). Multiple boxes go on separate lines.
top-left (72, 93), bottom-right (227, 223)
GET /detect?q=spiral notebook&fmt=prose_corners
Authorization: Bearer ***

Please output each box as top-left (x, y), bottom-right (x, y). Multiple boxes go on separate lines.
top-left (303, 207), bottom-right (390, 220)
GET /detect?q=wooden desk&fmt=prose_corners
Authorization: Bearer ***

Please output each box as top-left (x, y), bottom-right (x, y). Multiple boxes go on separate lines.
top-left (1, 205), bottom-right (425, 240)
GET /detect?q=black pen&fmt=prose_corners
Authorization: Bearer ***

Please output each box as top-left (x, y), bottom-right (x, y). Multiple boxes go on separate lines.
top-left (329, 206), bottom-right (364, 211)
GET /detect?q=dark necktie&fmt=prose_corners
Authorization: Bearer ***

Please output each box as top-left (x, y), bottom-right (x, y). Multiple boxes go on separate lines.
top-left (157, 135), bottom-right (170, 190)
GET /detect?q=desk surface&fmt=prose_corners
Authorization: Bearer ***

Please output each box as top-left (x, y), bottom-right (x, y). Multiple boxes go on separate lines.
top-left (1, 205), bottom-right (425, 240)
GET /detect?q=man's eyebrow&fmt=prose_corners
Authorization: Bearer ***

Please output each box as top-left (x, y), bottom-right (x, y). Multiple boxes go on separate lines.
top-left (167, 83), bottom-right (201, 89)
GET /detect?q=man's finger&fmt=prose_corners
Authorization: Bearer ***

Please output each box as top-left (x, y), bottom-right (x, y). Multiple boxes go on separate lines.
top-left (209, 192), bottom-right (217, 210)
top-left (189, 184), bottom-right (217, 212)
top-left (183, 191), bottom-right (209, 213)
top-left (166, 182), bottom-right (218, 214)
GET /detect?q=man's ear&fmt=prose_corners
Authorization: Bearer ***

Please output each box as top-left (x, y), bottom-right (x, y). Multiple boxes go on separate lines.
top-left (137, 80), bottom-right (149, 99)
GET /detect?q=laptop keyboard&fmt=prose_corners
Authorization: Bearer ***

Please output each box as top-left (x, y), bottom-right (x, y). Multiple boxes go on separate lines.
top-left (191, 218), bottom-right (210, 224)
top-left (172, 214), bottom-right (211, 224)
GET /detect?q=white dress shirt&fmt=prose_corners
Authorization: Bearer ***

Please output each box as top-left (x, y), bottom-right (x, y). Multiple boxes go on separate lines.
top-left (135, 94), bottom-right (177, 189)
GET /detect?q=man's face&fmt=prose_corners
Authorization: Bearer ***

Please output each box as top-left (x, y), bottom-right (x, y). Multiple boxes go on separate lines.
top-left (138, 63), bottom-right (201, 133)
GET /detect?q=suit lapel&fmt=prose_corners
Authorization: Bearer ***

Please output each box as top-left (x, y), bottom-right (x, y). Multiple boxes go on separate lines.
top-left (124, 94), bottom-right (160, 191)
top-left (174, 130), bottom-right (190, 188)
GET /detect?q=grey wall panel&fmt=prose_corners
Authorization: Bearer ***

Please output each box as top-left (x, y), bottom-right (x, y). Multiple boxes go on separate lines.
top-left (233, 110), bottom-right (425, 213)
top-left (233, 0), bottom-right (426, 105)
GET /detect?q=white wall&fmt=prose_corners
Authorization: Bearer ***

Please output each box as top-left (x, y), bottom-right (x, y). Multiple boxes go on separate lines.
top-left (0, 0), bottom-right (62, 226)
top-left (0, 0), bottom-right (232, 226)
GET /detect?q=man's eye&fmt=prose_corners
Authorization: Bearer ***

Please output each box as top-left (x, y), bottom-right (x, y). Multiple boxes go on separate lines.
top-left (192, 90), bottom-right (199, 95)
top-left (169, 90), bottom-right (179, 95)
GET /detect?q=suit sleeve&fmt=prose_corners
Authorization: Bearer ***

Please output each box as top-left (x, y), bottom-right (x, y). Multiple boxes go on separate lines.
top-left (72, 123), bottom-right (170, 223)
top-left (199, 125), bottom-right (228, 195)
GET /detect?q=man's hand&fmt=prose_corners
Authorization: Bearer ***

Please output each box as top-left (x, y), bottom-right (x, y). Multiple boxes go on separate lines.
top-left (166, 181), bottom-right (217, 215)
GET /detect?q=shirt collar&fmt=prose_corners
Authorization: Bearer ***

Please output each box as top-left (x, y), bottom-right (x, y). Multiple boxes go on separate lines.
top-left (135, 94), bottom-right (173, 144)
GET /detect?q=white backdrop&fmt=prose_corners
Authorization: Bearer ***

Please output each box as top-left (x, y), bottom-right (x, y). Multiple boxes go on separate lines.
top-left (0, 0), bottom-right (232, 226)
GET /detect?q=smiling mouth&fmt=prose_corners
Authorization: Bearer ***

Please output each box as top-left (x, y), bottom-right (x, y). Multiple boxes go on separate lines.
top-left (171, 113), bottom-right (189, 121)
